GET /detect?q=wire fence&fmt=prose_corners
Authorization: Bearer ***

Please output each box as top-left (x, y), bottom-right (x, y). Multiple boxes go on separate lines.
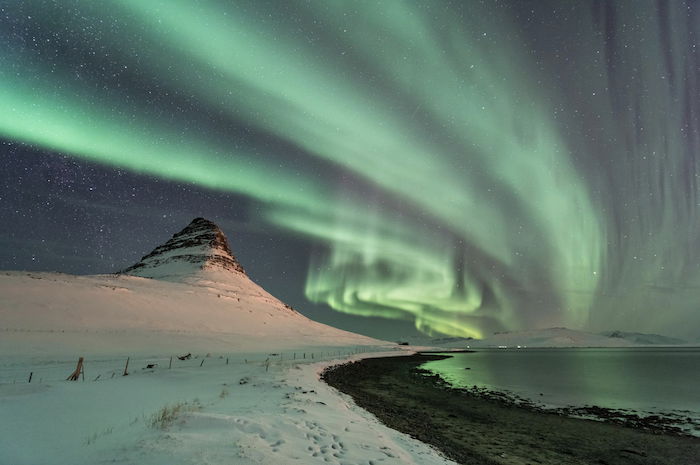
top-left (0, 345), bottom-right (396, 385)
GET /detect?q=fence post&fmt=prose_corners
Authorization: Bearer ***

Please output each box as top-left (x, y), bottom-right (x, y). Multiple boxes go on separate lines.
top-left (123, 357), bottom-right (130, 376)
top-left (28, 372), bottom-right (33, 383)
top-left (169, 356), bottom-right (173, 369)
top-left (67, 357), bottom-right (84, 381)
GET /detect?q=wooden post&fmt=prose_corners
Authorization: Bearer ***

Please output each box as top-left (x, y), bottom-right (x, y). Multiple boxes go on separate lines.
top-left (67, 357), bottom-right (84, 381)
top-left (123, 357), bottom-right (130, 376)
top-left (169, 356), bottom-right (173, 369)
top-left (226, 357), bottom-right (229, 365)
top-left (200, 359), bottom-right (205, 367)
top-left (28, 372), bottom-right (33, 383)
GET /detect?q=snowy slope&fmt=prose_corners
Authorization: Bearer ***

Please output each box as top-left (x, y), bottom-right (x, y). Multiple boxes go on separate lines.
top-left (0, 270), bottom-right (382, 356)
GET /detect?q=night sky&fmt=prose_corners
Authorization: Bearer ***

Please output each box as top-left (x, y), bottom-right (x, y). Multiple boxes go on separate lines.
top-left (2, 1), bottom-right (699, 340)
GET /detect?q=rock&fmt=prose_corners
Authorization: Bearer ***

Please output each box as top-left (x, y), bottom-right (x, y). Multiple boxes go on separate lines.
top-left (120, 217), bottom-right (246, 278)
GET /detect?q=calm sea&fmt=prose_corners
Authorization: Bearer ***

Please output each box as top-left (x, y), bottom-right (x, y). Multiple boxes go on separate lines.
top-left (421, 348), bottom-right (700, 432)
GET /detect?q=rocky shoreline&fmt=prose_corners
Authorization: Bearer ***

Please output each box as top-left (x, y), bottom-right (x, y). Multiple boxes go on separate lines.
top-left (322, 354), bottom-right (700, 465)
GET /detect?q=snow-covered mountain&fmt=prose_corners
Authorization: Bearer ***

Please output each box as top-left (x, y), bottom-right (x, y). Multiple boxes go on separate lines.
top-left (121, 217), bottom-right (246, 279)
top-left (0, 218), bottom-right (385, 356)
top-left (474, 327), bottom-right (637, 348)
top-left (404, 327), bottom-right (690, 348)
top-left (600, 330), bottom-right (687, 346)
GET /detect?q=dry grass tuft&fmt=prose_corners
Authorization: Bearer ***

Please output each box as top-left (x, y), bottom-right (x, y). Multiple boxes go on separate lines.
top-left (148, 400), bottom-right (202, 430)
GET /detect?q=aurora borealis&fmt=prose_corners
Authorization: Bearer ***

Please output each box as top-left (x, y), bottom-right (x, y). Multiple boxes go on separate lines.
top-left (1, 1), bottom-right (700, 339)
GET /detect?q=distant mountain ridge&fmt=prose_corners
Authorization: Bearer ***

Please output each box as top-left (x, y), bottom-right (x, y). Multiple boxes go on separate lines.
top-left (601, 330), bottom-right (687, 346)
top-left (403, 327), bottom-right (690, 348)
top-left (475, 327), bottom-right (689, 348)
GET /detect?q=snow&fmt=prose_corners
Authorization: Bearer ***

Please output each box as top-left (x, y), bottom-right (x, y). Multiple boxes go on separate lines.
top-left (0, 270), bottom-right (382, 357)
top-left (0, 270), bottom-right (455, 464)
top-left (0, 350), bottom-right (456, 465)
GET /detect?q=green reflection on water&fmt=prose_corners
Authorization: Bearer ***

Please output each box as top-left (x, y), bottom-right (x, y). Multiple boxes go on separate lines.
top-left (422, 348), bottom-right (700, 414)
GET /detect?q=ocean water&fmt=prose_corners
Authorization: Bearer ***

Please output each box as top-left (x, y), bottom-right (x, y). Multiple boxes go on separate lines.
top-left (422, 348), bottom-right (700, 428)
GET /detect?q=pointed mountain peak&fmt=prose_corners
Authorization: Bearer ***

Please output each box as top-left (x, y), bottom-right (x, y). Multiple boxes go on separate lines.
top-left (121, 217), bottom-right (245, 279)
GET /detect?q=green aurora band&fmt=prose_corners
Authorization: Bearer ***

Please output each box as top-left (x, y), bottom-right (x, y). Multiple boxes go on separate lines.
top-left (1, 1), bottom-right (699, 338)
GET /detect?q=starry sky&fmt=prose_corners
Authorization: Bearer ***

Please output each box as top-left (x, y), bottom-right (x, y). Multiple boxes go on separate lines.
top-left (1, 1), bottom-right (699, 340)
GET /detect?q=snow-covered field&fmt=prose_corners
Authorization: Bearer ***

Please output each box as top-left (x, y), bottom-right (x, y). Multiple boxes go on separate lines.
top-left (0, 348), bottom-right (458, 465)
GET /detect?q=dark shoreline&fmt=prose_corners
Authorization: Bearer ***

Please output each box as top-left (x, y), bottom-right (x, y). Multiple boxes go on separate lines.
top-left (322, 353), bottom-right (700, 465)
